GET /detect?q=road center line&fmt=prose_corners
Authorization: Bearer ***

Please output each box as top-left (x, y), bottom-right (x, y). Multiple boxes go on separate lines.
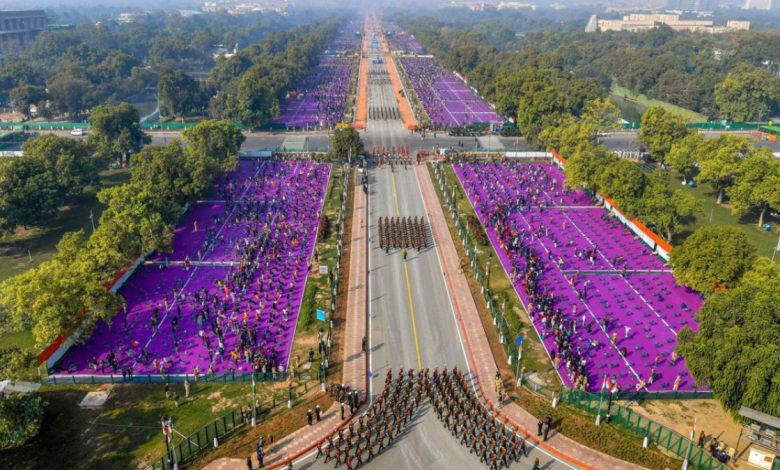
top-left (391, 170), bottom-right (423, 369)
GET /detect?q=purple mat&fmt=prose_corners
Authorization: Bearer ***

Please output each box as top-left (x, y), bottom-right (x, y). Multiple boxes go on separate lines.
top-left (454, 162), bottom-right (705, 394)
top-left (54, 160), bottom-right (330, 377)
top-left (397, 55), bottom-right (502, 128)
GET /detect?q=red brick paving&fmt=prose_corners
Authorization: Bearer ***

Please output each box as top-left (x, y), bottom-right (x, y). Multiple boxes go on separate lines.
top-left (415, 163), bottom-right (643, 470)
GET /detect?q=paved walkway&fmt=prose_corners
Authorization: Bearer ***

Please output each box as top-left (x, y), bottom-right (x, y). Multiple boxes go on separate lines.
top-left (415, 163), bottom-right (643, 470)
top-left (203, 169), bottom-right (369, 470)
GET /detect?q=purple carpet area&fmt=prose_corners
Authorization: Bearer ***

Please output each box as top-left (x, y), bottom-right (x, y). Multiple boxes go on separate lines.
top-left (453, 162), bottom-right (706, 394)
top-left (397, 56), bottom-right (502, 128)
top-left (272, 24), bottom-right (360, 129)
top-left (54, 160), bottom-right (330, 377)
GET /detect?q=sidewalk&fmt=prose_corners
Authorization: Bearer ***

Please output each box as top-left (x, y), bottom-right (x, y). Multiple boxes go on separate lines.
top-left (203, 170), bottom-right (368, 470)
top-left (415, 163), bottom-right (641, 470)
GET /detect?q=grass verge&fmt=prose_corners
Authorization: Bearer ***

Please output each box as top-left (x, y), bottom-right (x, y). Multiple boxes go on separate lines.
top-left (611, 84), bottom-right (706, 123)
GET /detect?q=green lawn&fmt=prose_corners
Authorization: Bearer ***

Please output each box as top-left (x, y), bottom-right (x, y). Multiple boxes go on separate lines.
top-left (658, 169), bottom-right (778, 258)
top-left (0, 380), bottom-right (308, 470)
top-left (611, 84), bottom-right (706, 124)
top-left (0, 168), bottom-right (131, 282)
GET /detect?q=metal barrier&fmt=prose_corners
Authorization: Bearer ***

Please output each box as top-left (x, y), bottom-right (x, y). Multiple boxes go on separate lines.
top-left (144, 375), bottom-right (319, 470)
top-left (45, 369), bottom-right (318, 386)
top-left (563, 388), bottom-right (726, 470)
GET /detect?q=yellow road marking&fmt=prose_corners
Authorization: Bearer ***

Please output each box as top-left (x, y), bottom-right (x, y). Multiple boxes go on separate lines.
top-left (391, 171), bottom-right (423, 369)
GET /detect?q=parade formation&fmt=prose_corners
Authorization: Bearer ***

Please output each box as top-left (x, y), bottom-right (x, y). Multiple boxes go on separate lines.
top-left (314, 368), bottom-right (540, 470)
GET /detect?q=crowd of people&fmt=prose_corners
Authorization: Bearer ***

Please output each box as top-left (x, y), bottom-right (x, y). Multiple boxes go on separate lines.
top-left (274, 23), bottom-right (361, 129)
top-left (454, 161), bottom-right (702, 394)
top-left (398, 56), bottom-right (501, 128)
top-left (59, 160), bottom-right (330, 378)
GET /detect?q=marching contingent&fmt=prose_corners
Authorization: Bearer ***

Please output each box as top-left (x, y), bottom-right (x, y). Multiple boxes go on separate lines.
top-left (313, 368), bottom-right (542, 470)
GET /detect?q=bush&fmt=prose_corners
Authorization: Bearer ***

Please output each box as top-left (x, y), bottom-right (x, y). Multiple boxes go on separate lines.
top-left (0, 348), bottom-right (38, 381)
top-left (318, 215), bottom-right (332, 241)
top-left (467, 215), bottom-right (488, 246)
top-left (0, 393), bottom-right (45, 449)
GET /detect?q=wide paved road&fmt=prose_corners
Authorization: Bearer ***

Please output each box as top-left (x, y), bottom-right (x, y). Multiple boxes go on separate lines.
top-left (297, 25), bottom-right (573, 470)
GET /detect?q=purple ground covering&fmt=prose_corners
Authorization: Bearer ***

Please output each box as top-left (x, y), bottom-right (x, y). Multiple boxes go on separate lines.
top-left (273, 24), bottom-right (360, 129)
top-left (384, 24), bottom-right (424, 54)
top-left (398, 56), bottom-right (502, 128)
top-left (454, 162), bottom-right (705, 393)
top-left (55, 160), bottom-right (330, 377)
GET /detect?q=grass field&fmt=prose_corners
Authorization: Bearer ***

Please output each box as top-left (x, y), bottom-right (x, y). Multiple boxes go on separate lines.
top-left (0, 168), bottom-right (130, 282)
top-left (611, 84), bottom-right (706, 124)
top-left (0, 379), bottom-right (331, 470)
top-left (656, 168), bottom-right (779, 258)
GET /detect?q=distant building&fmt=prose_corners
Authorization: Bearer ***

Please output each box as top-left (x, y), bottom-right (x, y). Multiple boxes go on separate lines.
top-left (117, 13), bottom-right (140, 24)
top-left (588, 13), bottom-right (750, 33)
top-left (496, 2), bottom-right (536, 10)
top-left (743, 0), bottom-right (773, 9)
top-left (0, 10), bottom-right (47, 64)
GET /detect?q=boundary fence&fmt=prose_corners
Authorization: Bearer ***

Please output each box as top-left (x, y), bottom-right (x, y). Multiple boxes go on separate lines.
top-left (145, 374), bottom-right (322, 470)
top-left (430, 162), bottom-right (725, 470)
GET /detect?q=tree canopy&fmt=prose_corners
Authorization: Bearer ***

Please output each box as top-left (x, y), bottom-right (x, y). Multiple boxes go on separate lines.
top-left (638, 106), bottom-right (691, 162)
top-left (669, 226), bottom-right (756, 295)
top-left (677, 258), bottom-right (780, 416)
top-left (328, 124), bottom-right (364, 162)
top-left (0, 119), bottom-right (246, 349)
top-left (88, 103), bottom-right (150, 164)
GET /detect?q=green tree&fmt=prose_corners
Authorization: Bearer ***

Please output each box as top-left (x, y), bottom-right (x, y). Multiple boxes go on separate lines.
top-left (158, 68), bottom-right (208, 118)
top-left (637, 170), bottom-right (700, 242)
top-left (515, 82), bottom-right (568, 147)
top-left (581, 97), bottom-right (621, 130)
top-left (94, 184), bottom-right (177, 258)
top-left (0, 348), bottom-right (37, 381)
top-left (0, 393), bottom-right (44, 449)
top-left (328, 124), bottom-right (364, 162)
top-left (595, 158), bottom-right (647, 213)
top-left (235, 67), bottom-right (278, 127)
top-left (9, 85), bottom-right (46, 120)
top-left (666, 133), bottom-right (702, 184)
top-left (539, 117), bottom-right (598, 158)
top-left (677, 258), bottom-right (780, 415)
top-left (670, 226), bottom-right (756, 294)
top-left (129, 142), bottom-right (195, 208)
top-left (727, 150), bottom-right (780, 227)
top-left (696, 134), bottom-right (753, 204)
top-left (715, 68), bottom-right (778, 122)
top-left (563, 144), bottom-right (616, 194)
top-left (88, 103), bottom-right (150, 164)
top-left (47, 74), bottom-right (91, 116)
top-left (182, 119), bottom-right (245, 173)
top-left (22, 134), bottom-right (99, 197)
top-left (0, 158), bottom-right (61, 232)
top-left (638, 106), bottom-right (691, 162)
top-left (0, 230), bottom-right (121, 347)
